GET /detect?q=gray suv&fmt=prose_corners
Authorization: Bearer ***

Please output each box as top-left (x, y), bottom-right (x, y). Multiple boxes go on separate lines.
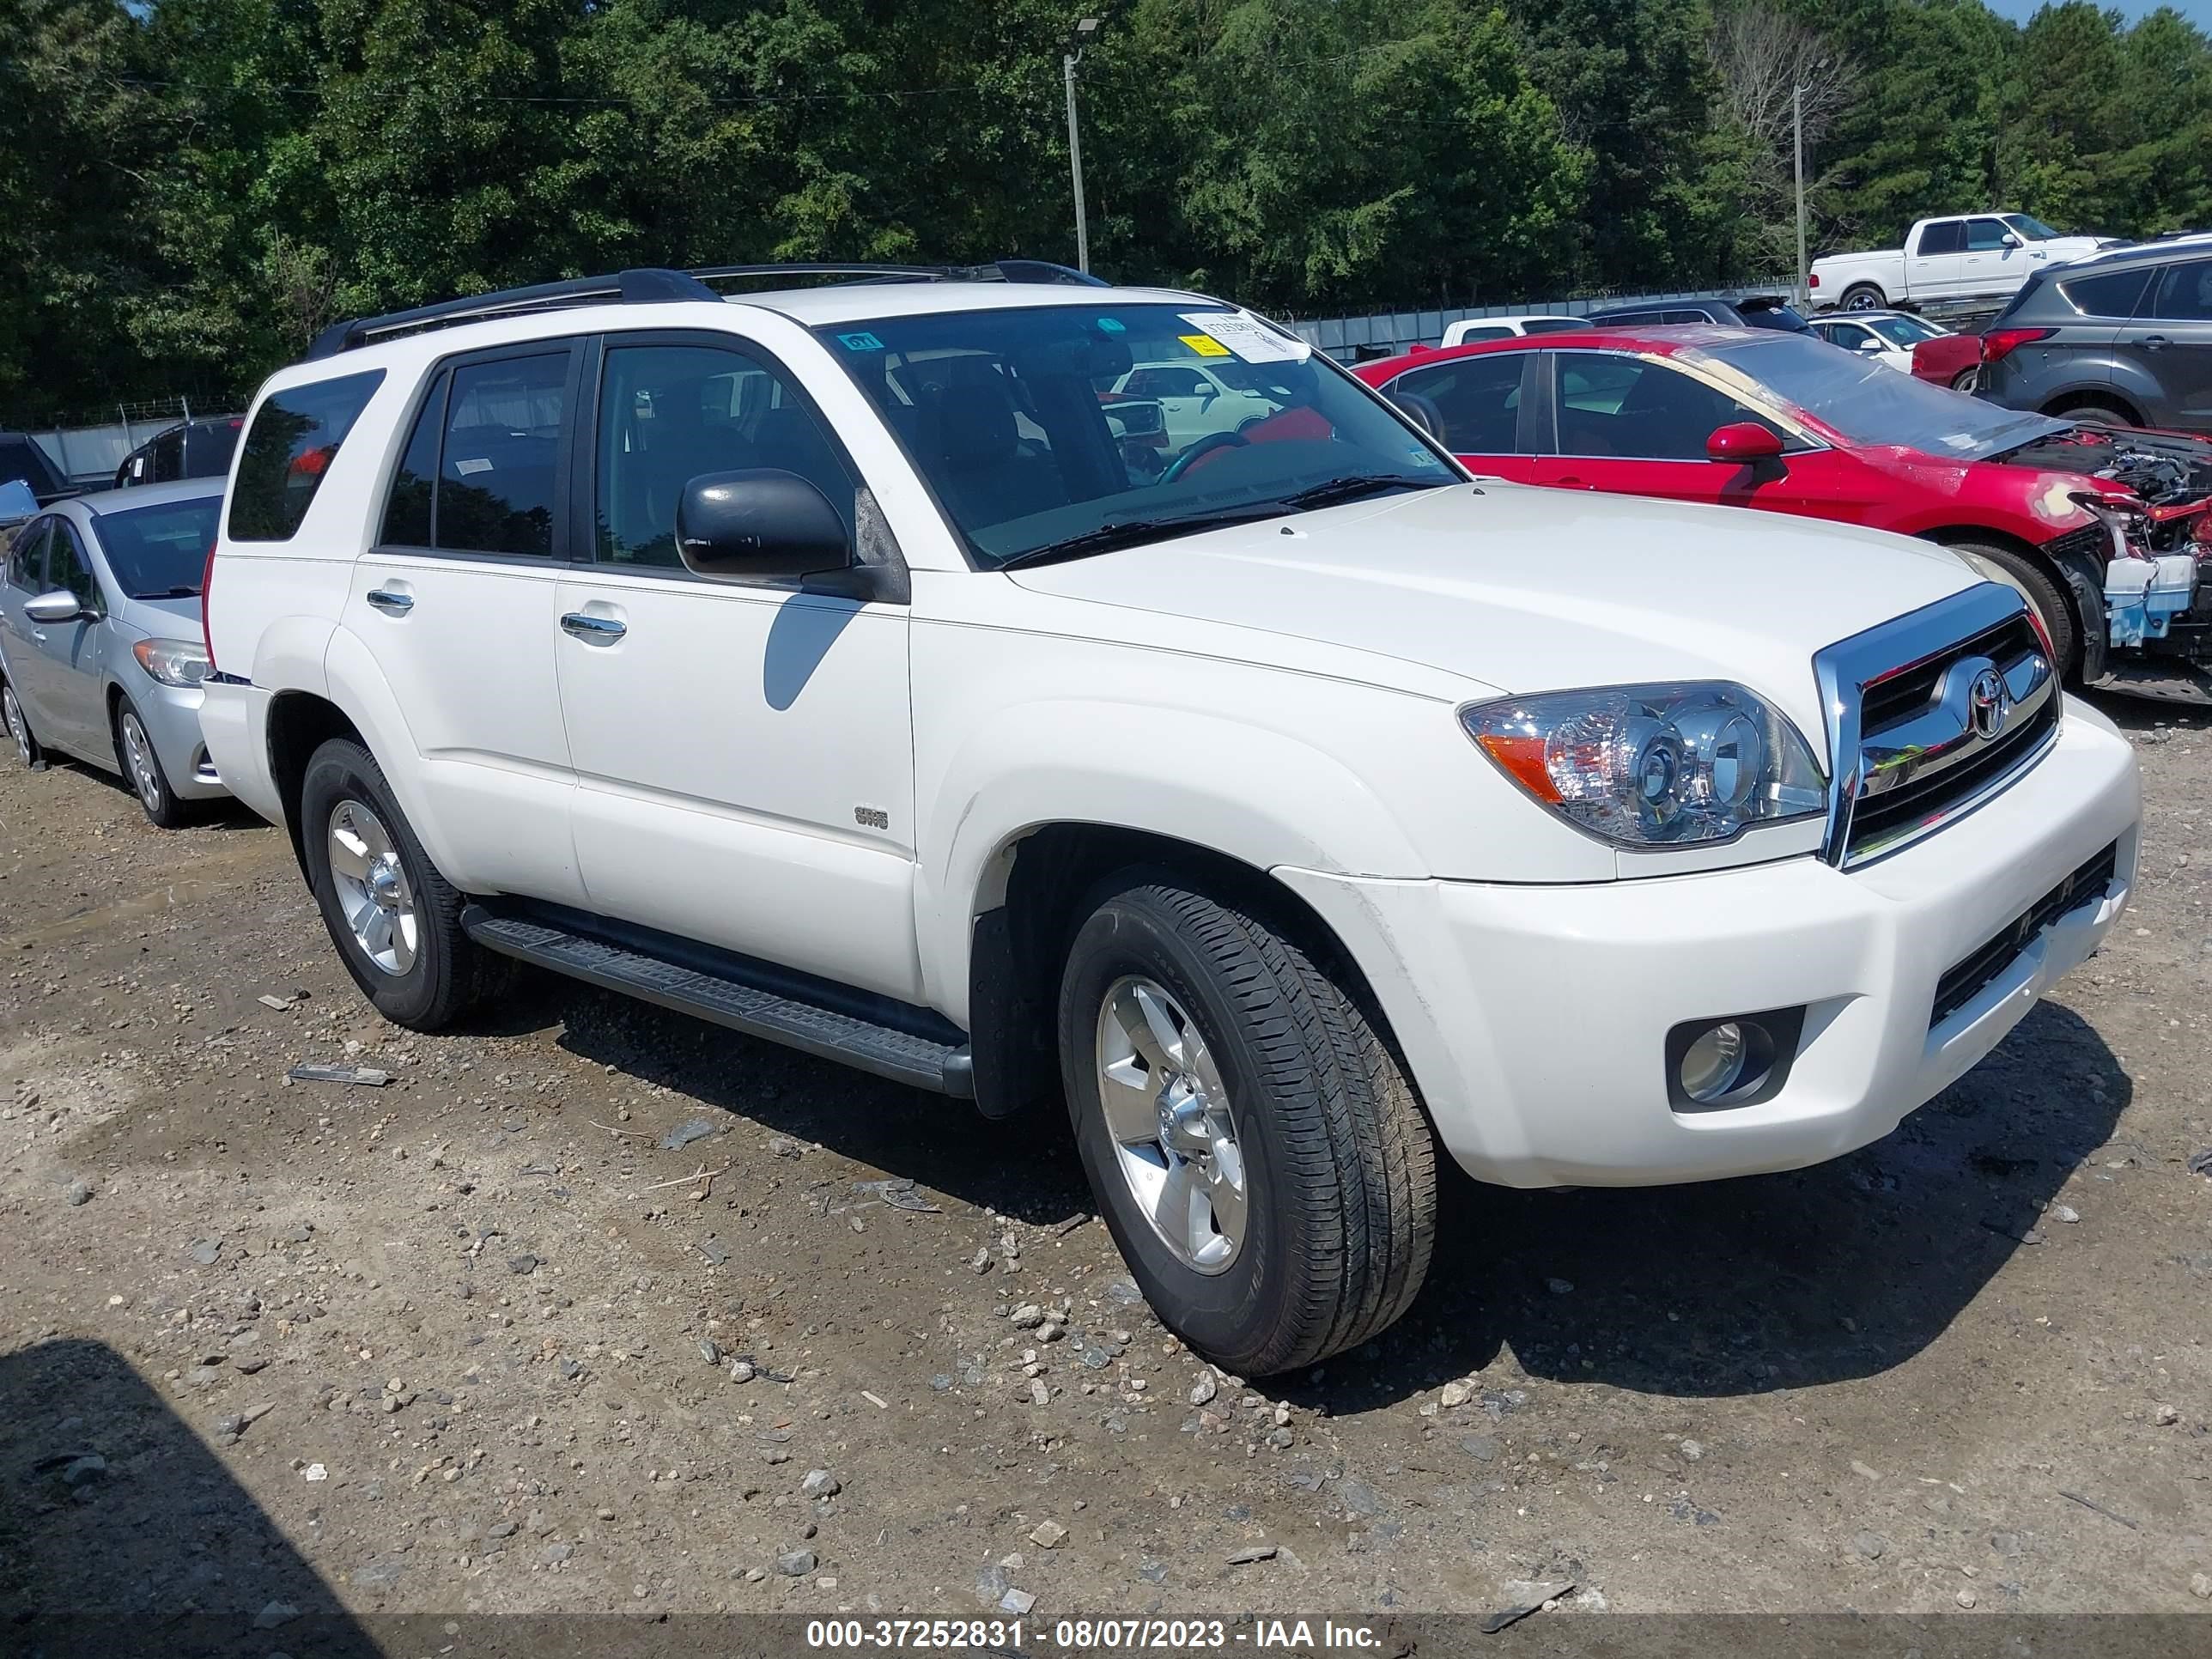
top-left (1979, 239), bottom-right (2212, 429)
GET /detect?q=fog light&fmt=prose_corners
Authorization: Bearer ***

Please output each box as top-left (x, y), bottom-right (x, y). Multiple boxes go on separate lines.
top-left (1665, 1006), bottom-right (1807, 1112)
top-left (1680, 1022), bottom-right (1747, 1103)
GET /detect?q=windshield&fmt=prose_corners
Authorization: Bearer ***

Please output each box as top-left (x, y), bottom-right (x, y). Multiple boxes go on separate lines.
top-left (818, 302), bottom-right (1459, 568)
top-left (2004, 215), bottom-right (2063, 242)
top-left (1687, 333), bottom-right (2068, 458)
top-left (1866, 314), bottom-right (1942, 346)
top-left (93, 495), bottom-right (221, 598)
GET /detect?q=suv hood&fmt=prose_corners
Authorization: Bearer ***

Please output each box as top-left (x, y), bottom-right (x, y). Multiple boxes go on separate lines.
top-left (1008, 483), bottom-right (1980, 740)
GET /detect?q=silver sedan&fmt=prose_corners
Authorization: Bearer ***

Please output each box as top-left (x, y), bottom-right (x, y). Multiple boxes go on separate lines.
top-left (0, 477), bottom-right (229, 825)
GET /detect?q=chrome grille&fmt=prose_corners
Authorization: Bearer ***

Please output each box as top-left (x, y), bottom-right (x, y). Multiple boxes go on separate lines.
top-left (1813, 586), bottom-right (2061, 868)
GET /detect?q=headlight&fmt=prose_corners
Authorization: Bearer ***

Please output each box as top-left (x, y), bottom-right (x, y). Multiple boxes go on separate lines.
top-left (1462, 682), bottom-right (1826, 847)
top-left (132, 637), bottom-right (210, 687)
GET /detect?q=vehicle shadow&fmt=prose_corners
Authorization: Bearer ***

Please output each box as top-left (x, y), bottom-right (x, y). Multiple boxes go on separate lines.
top-left (0, 1336), bottom-right (380, 1657)
top-left (538, 970), bottom-right (2129, 1403)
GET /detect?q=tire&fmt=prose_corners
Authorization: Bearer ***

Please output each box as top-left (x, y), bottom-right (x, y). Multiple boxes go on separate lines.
top-left (114, 697), bottom-right (188, 828)
top-left (1950, 368), bottom-right (1979, 394)
top-left (1841, 283), bottom-right (1886, 312)
top-left (2046, 394), bottom-right (2138, 428)
top-left (299, 737), bottom-right (507, 1030)
top-left (1057, 872), bottom-right (1437, 1376)
top-left (2, 676), bottom-right (41, 769)
top-left (1947, 540), bottom-right (2079, 678)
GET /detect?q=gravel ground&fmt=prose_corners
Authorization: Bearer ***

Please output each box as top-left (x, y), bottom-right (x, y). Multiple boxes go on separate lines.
top-left (1, 696), bottom-right (2208, 1632)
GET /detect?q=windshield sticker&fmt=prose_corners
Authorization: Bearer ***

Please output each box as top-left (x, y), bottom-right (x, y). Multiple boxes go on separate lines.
top-left (836, 331), bottom-right (885, 351)
top-left (1177, 332), bottom-right (1232, 358)
top-left (1179, 310), bottom-right (1310, 363)
top-left (1096, 317), bottom-right (1126, 333)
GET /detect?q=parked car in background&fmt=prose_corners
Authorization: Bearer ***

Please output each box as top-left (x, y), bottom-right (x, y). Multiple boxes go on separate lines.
top-left (1978, 239), bottom-right (2212, 432)
top-left (0, 477), bottom-right (228, 825)
top-left (1440, 313), bottom-right (1585, 346)
top-left (1809, 309), bottom-right (1965, 380)
top-left (198, 263), bottom-right (2138, 1376)
top-left (0, 432), bottom-right (74, 506)
top-left (1911, 327), bottom-right (1985, 392)
top-left (1809, 213), bottom-right (2116, 313)
top-left (1107, 359), bottom-right (1276, 451)
top-left (1583, 294), bottom-right (1809, 332)
top-left (114, 415), bottom-right (244, 489)
top-left (1354, 325), bottom-right (2212, 693)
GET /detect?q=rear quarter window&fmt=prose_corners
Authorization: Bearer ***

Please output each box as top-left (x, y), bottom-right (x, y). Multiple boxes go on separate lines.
top-left (2059, 266), bottom-right (2152, 319)
top-left (228, 369), bottom-right (386, 543)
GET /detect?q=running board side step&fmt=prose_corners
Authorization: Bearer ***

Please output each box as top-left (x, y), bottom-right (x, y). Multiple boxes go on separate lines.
top-left (460, 908), bottom-right (974, 1097)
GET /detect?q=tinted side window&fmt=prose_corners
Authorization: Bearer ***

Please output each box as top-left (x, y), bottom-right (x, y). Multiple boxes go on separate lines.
top-left (434, 356), bottom-right (568, 557)
top-left (1597, 309), bottom-right (1662, 327)
top-left (1520, 318), bottom-right (1585, 336)
top-left (596, 342), bottom-right (859, 569)
top-left (2061, 266), bottom-right (2152, 319)
top-left (380, 371), bottom-right (447, 548)
top-left (1965, 218), bottom-right (2012, 252)
top-left (6, 518), bottom-right (51, 591)
top-left (1554, 353), bottom-right (1783, 460)
top-left (1917, 221), bottom-right (1966, 256)
top-left (150, 430), bottom-right (185, 483)
top-left (228, 369), bottom-right (386, 543)
top-left (2147, 261), bottom-right (2212, 322)
top-left (47, 521), bottom-right (99, 612)
top-left (1390, 356), bottom-right (1526, 453)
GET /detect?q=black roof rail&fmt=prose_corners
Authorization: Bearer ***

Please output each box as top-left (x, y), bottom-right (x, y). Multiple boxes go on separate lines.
top-left (303, 258), bottom-right (1111, 360)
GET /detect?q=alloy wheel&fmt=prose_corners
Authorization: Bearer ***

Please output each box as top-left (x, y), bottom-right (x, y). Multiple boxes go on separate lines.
top-left (3, 686), bottom-right (28, 766)
top-left (1094, 975), bottom-right (1249, 1273)
top-left (120, 712), bottom-right (161, 813)
top-left (326, 798), bottom-right (419, 975)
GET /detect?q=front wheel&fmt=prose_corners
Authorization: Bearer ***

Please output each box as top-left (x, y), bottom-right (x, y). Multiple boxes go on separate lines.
top-left (116, 699), bottom-right (188, 828)
top-left (1948, 540), bottom-right (2080, 679)
top-left (1058, 872), bottom-right (1437, 1376)
top-left (3, 678), bottom-right (40, 769)
top-left (299, 737), bottom-right (507, 1030)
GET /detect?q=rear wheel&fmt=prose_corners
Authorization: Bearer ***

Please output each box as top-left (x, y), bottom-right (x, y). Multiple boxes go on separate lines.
top-left (1947, 539), bottom-right (2080, 678)
top-left (2, 678), bottom-right (40, 769)
top-left (1841, 283), bottom-right (1886, 312)
top-left (299, 737), bottom-right (507, 1030)
top-left (1950, 368), bottom-right (1979, 393)
top-left (1058, 871), bottom-right (1437, 1376)
top-left (2046, 393), bottom-right (2139, 428)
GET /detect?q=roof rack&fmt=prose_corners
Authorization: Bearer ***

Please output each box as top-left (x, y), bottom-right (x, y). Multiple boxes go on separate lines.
top-left (304, 258), bottom-right (1109, 359)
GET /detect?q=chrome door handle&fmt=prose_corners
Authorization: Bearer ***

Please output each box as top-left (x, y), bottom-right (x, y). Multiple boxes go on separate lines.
top-left (2141, 334), bottom-right (2172, 350)
top-left (366, 588), bottom-right (414, 615)
top-left (560, 611), bottom-right (626, 642)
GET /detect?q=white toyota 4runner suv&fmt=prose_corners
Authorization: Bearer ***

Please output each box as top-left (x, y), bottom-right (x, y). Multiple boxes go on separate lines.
top-left (199, 263), bottom-right (2142, 1376)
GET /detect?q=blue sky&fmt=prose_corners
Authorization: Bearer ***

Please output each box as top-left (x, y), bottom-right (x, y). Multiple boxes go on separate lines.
top-left (1985, 0), bottom-right (2212, 22)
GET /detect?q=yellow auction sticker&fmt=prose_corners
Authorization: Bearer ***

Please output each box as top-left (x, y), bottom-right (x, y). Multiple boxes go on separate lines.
top-left (1178, 333), bottom-right (1231, 357)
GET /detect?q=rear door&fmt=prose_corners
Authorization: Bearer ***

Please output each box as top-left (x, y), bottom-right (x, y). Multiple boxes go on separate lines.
top-left (2124, 258), bottom-right (2212, 429)
top-left (1374, 351), bottom-right (1542, 482)
top-left (1906, 219), bottom-right (1966, 297)
top-left (347, 343), bottom-right (587, 904)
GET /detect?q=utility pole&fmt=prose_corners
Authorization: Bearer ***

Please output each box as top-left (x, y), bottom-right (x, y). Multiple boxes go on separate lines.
top-left (1065, 17), bottom-right (1100, 274)
top-left (1793, 82), bottom-right (1808, 308)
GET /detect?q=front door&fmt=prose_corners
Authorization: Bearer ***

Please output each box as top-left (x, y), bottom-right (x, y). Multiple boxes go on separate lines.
top-left (0, 517), bottom-right (57, 735)
top-left (29, 518), bottom-right (109, 754)
top-left (345, 343), bottom-right (586, 905)
top-left (553, 333), bottom-right (922, 1003)
top-left (1531, 350), bottom-right (1808, 507)
top-left (1960, 216), bottom-right (2029, 300)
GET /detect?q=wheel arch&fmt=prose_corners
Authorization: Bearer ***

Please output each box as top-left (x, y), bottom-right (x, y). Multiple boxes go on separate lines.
top-left (1917, 524), bottom-right (2103, 678)
top-left (2039, 387), bottom-right (2145, 426)
top-left (963, 821), bottom-right (1401, 1122)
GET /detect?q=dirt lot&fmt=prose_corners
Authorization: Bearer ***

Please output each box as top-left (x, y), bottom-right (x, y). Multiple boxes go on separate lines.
top-left (1, 697), bottom-right (2208, 1636)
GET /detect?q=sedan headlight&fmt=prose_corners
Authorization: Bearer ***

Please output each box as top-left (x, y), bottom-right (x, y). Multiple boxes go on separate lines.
top-left (1462, 682), bottom-right (1826, 847)
top-left (133, 637), bottom-right (210, 687)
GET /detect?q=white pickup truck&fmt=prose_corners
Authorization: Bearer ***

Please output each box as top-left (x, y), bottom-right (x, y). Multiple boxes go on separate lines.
top-left (192, 263), bottom-right (2142, 1376)
top-left (1811, 213), bottom-right (2116, 313)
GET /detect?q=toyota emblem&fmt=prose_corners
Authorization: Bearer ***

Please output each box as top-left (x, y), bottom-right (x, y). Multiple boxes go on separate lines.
top-left (1967, 667), bottom-right (2008, 740)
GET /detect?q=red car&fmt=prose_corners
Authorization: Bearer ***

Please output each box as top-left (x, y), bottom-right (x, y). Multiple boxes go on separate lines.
top-left (1352, 325), bottom-right (2212, 680)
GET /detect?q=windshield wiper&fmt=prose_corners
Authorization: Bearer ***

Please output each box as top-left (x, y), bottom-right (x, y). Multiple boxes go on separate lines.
top-left (133, 586), bottom-right (202, 599)
top-left (1278, 473), bottom-right (1449, 511)
top-left (995, 504), bottom-right (1295, 570)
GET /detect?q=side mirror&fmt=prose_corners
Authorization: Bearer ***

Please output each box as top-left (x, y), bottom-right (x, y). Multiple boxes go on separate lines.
top-left (1707, 422), bottom-right (1786, 462)
top-left (1855, 337), bottom-right (1886, 353)
top-left (1999, 232), bottom-right (2021, 249)
top-left (24, 588), bottom-right (89, 624)
top-left (677, 470), bottom-right (852, 584)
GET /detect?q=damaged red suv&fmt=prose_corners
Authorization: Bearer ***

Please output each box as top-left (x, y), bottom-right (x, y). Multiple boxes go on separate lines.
top-left (1355, 325), bottom-right (2212, 694)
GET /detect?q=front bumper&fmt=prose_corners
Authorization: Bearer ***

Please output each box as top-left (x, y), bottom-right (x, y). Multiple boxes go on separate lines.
top-left (1277, 696), bottom-right (2141, 1188)
top-left (131, 679), bottom-right (228, 801)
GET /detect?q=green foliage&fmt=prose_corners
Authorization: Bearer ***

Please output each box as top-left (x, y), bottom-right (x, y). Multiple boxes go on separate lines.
top-left (7, 0), bottom-right (2212, 422)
